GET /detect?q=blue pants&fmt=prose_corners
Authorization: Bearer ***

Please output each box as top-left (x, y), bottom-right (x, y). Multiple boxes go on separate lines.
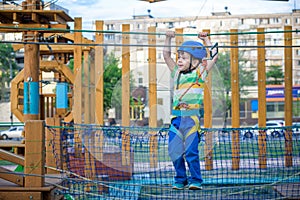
top-left (168, 116), bottom-right (202, 185)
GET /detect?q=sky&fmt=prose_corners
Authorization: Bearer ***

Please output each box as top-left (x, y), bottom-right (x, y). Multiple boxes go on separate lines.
top-left (56, 0), bottom-right (296, 20)
top-left (54, 0), bottom-right (296, 36)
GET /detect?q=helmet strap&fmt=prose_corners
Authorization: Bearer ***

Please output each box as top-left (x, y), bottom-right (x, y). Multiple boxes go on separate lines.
top-left (181, 57), bottom-right (200, 74)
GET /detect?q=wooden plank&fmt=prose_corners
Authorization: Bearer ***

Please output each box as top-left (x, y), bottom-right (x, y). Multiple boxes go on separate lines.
top-left (24, 120), bottom-right (45, 187)
top-left (257, 28), bottom-right (267, 169)
top-left (284, 25), bottom-right (293, 167)
top-left (0, 166), bottom-right (24, 186)
top-left (230, 29), bottom-right (240, 170)
top-left (148, 26), bottom-right (158, 168)
top-left (203, 29), bottom-right (213, 171)
top-left (0, 149), bottom-right (24, 166)
top-left (0, 191), bottom-right (42, 200)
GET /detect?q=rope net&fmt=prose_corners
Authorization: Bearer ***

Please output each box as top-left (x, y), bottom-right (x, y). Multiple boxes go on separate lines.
top-left (46, 124), bottom-right (300, 200)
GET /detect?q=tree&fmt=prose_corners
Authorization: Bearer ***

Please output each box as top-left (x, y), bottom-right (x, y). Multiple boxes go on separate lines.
top-left (0, 43), bottom-right (18, 102)
top-left (103, 52), bottom-right (122, 115)
top-left (266, 65), bottom-right (284, 85)
top-left (211, 51), bottom-right (255, 127)
top-left (67, 51), bottom-right (123, 117)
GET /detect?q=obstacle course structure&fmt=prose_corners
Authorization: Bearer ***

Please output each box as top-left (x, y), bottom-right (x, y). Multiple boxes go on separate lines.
top-left (0, 2), bottom-right (299, 199)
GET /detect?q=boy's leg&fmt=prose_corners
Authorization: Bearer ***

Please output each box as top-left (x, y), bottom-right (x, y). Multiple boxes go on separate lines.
top-left (180, 116), bottom-right (202, 188)
top-left (185, 131), bottom-right (203, 185)
top-left (168, 131), bottom-right (188, 186)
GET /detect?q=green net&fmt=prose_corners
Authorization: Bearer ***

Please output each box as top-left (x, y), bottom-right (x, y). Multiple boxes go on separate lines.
top-left (46, 123), bottom-right (300, 200)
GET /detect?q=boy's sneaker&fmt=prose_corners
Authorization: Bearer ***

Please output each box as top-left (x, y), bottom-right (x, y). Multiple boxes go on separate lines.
top-left (188, 183), bottom-right (202, 190)
top-left (172, 183), bottom-right (187, 190)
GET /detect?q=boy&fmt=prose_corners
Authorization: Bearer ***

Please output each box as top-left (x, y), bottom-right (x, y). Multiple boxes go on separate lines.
top-left (163, 31), bottom-right (218, 190)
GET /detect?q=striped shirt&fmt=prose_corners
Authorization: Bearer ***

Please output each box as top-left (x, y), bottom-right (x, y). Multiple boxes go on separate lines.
top-left (171, 65), bottom-right (207, 111)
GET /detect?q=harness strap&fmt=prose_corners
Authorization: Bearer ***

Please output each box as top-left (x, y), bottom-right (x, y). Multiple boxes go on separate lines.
top-left (177, 66), bottom-right (207, 102)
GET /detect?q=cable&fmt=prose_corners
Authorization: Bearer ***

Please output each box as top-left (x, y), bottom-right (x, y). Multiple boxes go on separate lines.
top-left (1, 40), bottom-right (300, 48)
top-left (0, 25), bottom-right (298, 36)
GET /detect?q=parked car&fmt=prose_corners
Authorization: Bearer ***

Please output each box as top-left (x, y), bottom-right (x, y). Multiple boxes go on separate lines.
top-left (0, 126), bottom-right (24, 140)
top-left (242, 120), bottom-right (284, 138)
top-left (293, 122), bottom-right (300, 134)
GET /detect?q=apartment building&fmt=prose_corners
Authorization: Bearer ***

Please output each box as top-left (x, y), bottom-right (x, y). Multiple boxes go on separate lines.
top-left (102, 9), bottom-right (300, 125)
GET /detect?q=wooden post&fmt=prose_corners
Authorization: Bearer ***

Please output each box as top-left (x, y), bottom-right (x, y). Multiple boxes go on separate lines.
top-left (257, 28), bottom-right (267, 169)
top-left (175, 28), bottom-right (183, 62)
top-left (24, 120), bottom-right (45, 187)
top-left (83, 47), bottom-right (90, 124)
top-left (203, 29), bottom-right (213, 171)
top-left (23, 31), bottom-right (40, 121)
top-left (95, 20), bottom-right (104, 125)
top-left (73, 17), bottom-right (83, 124)
top-left (73, 17), bottom-right (83, 157)
top-left (94, 20), bottom-right (104, 162)
top-left (45, 117), bottom-right (62, 174)
top-left (230, 29), bottom-right (240, 170)
top-left (148, 26), bottom-right (158, 168)
top-left (90, 49), bottom-right (96, 124)
top-left (284, 25), bottom-right (293, 167)
top-left (121, 24), bottom-right (131, 165)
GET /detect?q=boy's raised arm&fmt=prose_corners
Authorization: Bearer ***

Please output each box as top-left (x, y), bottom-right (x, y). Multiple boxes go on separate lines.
top-left (163, 31), bottom-right (177, 71)
top-left (198, 32), bottom-right (218, 72)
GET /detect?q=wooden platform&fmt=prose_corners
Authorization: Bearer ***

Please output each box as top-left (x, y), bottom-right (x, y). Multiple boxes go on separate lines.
top-left (0, 140), bottom-right (24, 155)
top-left (0, 174), bottom-right (64, 200)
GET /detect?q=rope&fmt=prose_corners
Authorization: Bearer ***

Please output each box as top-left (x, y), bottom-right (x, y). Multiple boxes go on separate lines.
top-left (1, 40), bottom-right (300, 48)
top-left (0, 25), bottom-right (298, 36)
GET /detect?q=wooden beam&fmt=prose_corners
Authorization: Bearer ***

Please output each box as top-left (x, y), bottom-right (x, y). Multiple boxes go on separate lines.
top-left (73, 17), bottom-right (83, 158)
top-left (24, 120), bottom-right (45, 187)
top-left (0, 192), bottom-right (42, 200)
top-left (257, 28), bottom-right (267, 169)
top-left (203, 29), bottom-right (213, 171)
top-left (284, 25), bottom-right (293, 167)
top-left (230, 29), bottom-right (240, 170)
top-left (148, 26), bottom-right (158, 168)
top-left (121, 24), bottom-right (131, 166)
top-left (0, 166), bottom-right (24, 186)
top-left (0, 149), bottom-right (24, 166)
top-left (95, 20), bottom-right (104, 125)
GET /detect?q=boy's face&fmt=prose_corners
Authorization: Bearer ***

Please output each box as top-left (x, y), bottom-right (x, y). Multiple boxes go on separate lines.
top-left (177, 51), bottom-right (192, 72)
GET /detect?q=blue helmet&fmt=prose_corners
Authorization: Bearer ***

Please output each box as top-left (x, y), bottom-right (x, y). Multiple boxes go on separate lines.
top-left (178, 41), bottom-right (207, 60)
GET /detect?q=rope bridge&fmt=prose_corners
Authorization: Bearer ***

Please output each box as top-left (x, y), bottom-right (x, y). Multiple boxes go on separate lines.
top-left (46, 124), bottom-right (300, 200)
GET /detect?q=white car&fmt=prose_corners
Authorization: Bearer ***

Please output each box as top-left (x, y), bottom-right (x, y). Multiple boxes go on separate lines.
top-left (0, 126), bottom-right (24, 140)
top-left (293, 122), bottom-right (300, 134)
top-left (242, 121), bottom-right (284, 138)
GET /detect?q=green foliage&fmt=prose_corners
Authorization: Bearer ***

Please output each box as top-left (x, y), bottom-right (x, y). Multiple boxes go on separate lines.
top-left (266, 65), bottom-right (284, 85)
top-left (103, 52), bottom-right (122, 113)
top-left (0, 43), bottom-right (18, 102)
top-left (211, 51), bottom-right (255, 127)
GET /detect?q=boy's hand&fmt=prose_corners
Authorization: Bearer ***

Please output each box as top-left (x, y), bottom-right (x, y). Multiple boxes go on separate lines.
top-left (166, 30), bottom-right (175, 38)
top-left (198, 32), bottom-right (209, 41)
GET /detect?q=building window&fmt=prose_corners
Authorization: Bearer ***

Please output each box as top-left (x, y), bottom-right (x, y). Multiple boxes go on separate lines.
top-left (168, 22), bottom-right (174, 29)
top-left (138, 77), bottom-right (143, 86)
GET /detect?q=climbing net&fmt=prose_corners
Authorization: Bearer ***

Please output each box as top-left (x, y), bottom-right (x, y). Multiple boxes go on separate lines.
top-left (46, 123), bottom-right (300, 200)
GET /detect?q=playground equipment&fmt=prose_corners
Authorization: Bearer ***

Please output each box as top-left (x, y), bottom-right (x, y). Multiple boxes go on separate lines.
top-left (0, 2), bottom-right (299, 199)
